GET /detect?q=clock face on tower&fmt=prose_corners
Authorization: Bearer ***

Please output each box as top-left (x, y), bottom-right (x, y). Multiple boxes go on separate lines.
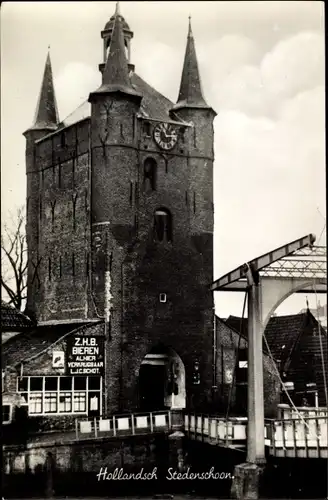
top-left (153, 123), bottom-right (178, 150)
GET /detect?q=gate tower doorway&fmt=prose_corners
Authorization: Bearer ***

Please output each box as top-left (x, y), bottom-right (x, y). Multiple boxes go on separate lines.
top-left (138, 345), bottom-right (186, 411)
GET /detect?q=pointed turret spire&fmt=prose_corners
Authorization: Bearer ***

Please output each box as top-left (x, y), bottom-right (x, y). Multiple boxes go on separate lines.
top-left (173, 18), bottom-right (209, 111)
top-left (90, 6), bottom-right (141, 100)
top-left (25, 50), bottom-right (59, 133)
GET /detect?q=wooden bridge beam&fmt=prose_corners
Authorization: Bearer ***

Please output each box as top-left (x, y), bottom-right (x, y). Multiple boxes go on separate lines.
top-left (246, 265), bottom-right (266, 465)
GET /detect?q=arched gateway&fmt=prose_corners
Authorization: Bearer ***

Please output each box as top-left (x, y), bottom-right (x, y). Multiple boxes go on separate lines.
top-left (138, 345), bottom-right (186, 411)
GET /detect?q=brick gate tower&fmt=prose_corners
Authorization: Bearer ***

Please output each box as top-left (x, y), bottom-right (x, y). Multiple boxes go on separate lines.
top-left (24, 4), bottom-right (216, 414)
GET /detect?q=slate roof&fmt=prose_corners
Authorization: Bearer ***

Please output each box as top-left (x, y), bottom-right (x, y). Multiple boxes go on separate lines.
top-left (264, 314), bottom-right (309, 367)
top-left (224, 315), bottom-right (270, 356)
top-left (225, 313), bottom-right (313, 363)
top-left (225, 316), bottom-right (248, 339)
top-left (25, 52), bottom-right (59, 134)
top-left (174, 20), bottom-right (210, 111)
top-left (226, 312), bottom-right (328, 405)
top-left (1, 323), bottom-right (88, 368)
top-left (1, 302), bottom-right (34, 331)
top-left (59, 72), bottom-right (186, 131)
top-left (131, 73), bottom-right (176, 122)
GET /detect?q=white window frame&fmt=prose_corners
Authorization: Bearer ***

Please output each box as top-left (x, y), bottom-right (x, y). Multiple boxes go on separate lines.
top-left (17, 376), bottom-right (102, 417)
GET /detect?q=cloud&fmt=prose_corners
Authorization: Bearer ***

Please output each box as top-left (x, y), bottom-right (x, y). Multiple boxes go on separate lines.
top-left (206, 31), bottom-right (324, 119)
top-left (133, 41), bottom-right (182, 102)
top-left (55, 62), bottom-right (100, 120)
top-left (211, 32), bottom-right (325, 286)
top-left (261, 31), bottom-right (324, 99)
top-left (198, 33), bottom-right (261, 78)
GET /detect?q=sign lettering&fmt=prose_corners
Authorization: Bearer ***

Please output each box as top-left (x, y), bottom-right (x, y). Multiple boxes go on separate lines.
top-left (66, 336), bottom-right (104, 376)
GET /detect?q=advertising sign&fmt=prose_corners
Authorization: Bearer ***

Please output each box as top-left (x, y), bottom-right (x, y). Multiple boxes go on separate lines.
top-left (52, 351), bottom-right (65, 368)
top-left (66, 336), bottom-right (104, 376)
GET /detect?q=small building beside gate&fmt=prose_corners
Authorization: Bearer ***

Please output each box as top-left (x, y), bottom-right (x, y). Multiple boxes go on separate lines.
top-left (226, 310), bottom-right (328, 408)
top-left (2, 320), bottom-right (105, 433)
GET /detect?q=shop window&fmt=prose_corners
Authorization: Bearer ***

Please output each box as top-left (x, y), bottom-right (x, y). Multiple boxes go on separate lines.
top-left (88, 377), bottom-right (101, 390)
top-left (44, 392), bottom-right (57, 413)
top-left (30, 377), bottom-right (43, 391)
top-left (59, 392), bottom-right (72, 413)
top-left (74, 392), bottom-right (86, 412)
top-left (154, 208), bottom-right (172, 242)
top-left (17, 376), bottom-right (101, 416)
top-left (60, 377), bottom-right (72, 391)
top-left (30, 393), bottom-right (43, 414)
top-left (2, 404), bottom-right (11, 424)
top-left (45, 377), bottom-right (58, 391)
top-left (74, 377), bottom-right (86, 390)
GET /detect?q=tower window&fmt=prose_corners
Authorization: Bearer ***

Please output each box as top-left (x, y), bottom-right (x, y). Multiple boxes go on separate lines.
top-left (85, 189), bottom-right (88, 212)
top-left (86, 252), bottom-right (89, 276)
top-left (144, 158), bottom-right (157, 192)
top-left (143, 122), bottom-right (151, 137)
top-left (50, 200), bottom-right (56, 232)
top-left (154, 208), bottom-right (172, 243)
top-left (48, 257), bottom-right (52, 281)
top-left (72, 157), bottom-right (75, 187)
top-left (129, 182), bottom-right (133, 206)
top-left (72, 194), bottom-right (78, 231)
top-left (159, 293), bottom-right (167, 303)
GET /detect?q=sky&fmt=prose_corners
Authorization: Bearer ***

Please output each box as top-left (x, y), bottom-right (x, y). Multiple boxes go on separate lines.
top-left (1, 1), bottom-right (326, 318)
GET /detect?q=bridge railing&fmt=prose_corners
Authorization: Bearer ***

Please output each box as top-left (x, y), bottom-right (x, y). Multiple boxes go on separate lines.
top-left (184, 413), bottom-right (250, 449)
top-left (75, 410), bottom-right (171, 441)
top-left (265, 415), bottom-right (328, 458)
top-left (278, 405), bottom-right (328, 420)
top-left (74, 410), bottom-right (327, 458)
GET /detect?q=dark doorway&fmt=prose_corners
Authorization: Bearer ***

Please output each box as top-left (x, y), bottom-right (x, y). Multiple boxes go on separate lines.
top-left (139, 364), bottom-right (166, 410)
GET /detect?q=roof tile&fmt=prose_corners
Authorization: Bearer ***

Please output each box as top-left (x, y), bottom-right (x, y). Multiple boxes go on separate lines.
top-left (1, 302), bottom-right (34, 331)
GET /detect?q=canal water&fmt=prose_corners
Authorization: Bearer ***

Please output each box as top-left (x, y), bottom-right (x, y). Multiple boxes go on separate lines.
top-left (3, 435), bottom-right (327, 498)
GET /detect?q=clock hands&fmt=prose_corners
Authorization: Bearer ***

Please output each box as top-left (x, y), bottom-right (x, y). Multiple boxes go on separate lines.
top-left (154, 122), bottom-right (178, 150)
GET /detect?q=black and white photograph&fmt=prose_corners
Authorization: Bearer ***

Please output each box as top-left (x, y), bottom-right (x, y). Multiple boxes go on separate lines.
top-left (1, 1), bottom-right (326, 499)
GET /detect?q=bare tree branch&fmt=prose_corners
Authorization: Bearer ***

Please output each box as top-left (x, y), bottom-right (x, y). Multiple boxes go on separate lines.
top-left (1, 206), bottom-right (29, 311)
